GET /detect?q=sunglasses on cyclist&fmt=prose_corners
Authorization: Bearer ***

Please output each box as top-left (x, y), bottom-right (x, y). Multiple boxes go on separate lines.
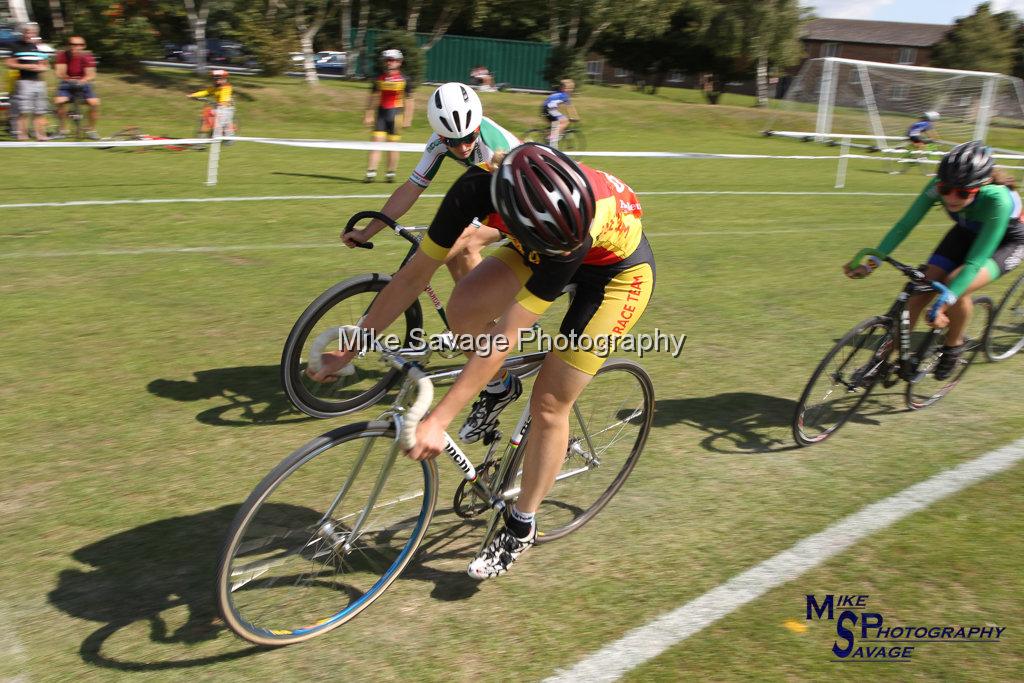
top-left (936, 182), bottom-right (979, 200)
top-left (70, 42), bottom-right (85, 46)
top-left (440, 130), bottom-right (479, 147)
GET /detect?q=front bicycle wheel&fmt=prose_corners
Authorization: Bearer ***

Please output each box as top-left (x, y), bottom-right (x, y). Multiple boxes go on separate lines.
top-left (793, 316), bottom-right (892, 446)
top-left (986, 275), bottom-right (1024, 361)
top-left (520, 127), bottom-right (546, 143)
top-left (906, 296), bottom-right (991, 410)
top-left (216, 423), bottom-right (438, 646)
top-left (497, 358), bottom-right (654, 544)
top-left (281, 274), bottom-right (424, 418)
top-left (562, 128), bottom-right (586, 152)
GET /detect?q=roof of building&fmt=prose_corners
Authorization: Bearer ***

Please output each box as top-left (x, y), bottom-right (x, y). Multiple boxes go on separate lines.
top-left (803, 18), bottom-right (950, 48)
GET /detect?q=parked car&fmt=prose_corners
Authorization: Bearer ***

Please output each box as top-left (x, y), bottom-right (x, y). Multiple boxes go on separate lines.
top-left (315, 51), bottom-right (347, 76)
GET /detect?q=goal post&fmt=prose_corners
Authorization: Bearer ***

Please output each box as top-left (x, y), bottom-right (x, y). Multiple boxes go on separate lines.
top-left (769, 57), bottom-right (1024, 150)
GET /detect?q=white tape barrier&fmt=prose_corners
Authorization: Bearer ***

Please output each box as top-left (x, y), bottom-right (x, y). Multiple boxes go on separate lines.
top-left (4, 134), bottom-right (1024, 188)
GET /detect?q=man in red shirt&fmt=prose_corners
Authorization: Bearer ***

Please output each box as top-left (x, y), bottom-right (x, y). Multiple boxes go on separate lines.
top-left (54, 36), bottom-right (100, 139)
top-left (363, 49), bottom-right (413, 183)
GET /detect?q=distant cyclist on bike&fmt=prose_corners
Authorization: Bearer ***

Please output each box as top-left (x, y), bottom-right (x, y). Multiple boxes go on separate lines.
top-left (906, 111), bottom-right (939, 151)
top-left (845, 141), bottom-right (1024, 379)
top-left (541, 79), bottom-right (578, 149)
top-left (315, 143), bottom-right (655, 578)
top-left (344, 82), bottom-right (521, 280)
top-left (188, 69), bottom-right (234, 136)
top-left (54, 36), bottom-right (101, 139)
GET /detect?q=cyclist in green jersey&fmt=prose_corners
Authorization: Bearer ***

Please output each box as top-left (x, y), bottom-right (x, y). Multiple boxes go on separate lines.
top-left (343, 82), bottom-right (520, 280)
top-left (846, 141), bottom-right (1024, 378)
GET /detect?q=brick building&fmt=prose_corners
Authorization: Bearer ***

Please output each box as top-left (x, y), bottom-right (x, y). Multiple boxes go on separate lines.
top-left (800, 18), bottom-right (950, 69)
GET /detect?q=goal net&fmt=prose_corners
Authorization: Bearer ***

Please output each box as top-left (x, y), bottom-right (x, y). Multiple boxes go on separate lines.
top-left (767, 57), bottom-right (1024, 152)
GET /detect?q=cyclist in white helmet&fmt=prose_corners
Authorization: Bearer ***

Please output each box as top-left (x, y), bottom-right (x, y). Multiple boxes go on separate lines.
top-left (344, 81), bottom-right (521, 280)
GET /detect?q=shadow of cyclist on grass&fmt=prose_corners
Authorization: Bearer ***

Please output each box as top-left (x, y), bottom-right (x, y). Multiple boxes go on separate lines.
top-left (148, 364), bottom-right (314, 427)
top-left (653, 391), bottom-right (907, 454)
top-left (48, 505), bottom-right (263, 671)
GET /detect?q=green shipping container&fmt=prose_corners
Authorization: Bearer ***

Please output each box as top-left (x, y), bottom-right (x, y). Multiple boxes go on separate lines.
top-left (360, 30), bottom-right (551, 91)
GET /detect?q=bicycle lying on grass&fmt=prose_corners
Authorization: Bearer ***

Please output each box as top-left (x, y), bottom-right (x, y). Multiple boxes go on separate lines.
top-left (793, 248), bottom-right (991, 446)
top-left (282, 211), bottom-right (549, 419)
top-left (217, 342), bottom-right (654, 645)
top-left (984, 270), bottom-right (1024, 362)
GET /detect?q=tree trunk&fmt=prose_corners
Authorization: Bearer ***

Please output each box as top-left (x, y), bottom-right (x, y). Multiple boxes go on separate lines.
top-left (296, 0), bottom-right (333, 86)
top-left (423, 6), bottom-right (457, 51)
top-left (407, 0), bottom-right (423, 32)
top-left (339, 0), bottom-right (351, 52)
top-left (48, 0), bottom-right (68, 39)
top-left (578, 19), bottom-right (611, 55)
top-left (353, 0), bottom-right (370, 77)
top-left (549, 1), bottom-right (560, 44)
top-left (183, 0), bottom-right (209, 74)
top-left (566, 11), bottom-right (579, 49)
top-left (756, 53), bottom-right (768, 107)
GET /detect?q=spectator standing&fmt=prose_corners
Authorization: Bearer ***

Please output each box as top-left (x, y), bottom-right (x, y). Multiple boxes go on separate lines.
top-left (54, 36), bottom-right (101, 139)
top-left (5, 23), bottom-right (49, 141)
top-left (363, 48), bottom-right (413, 183)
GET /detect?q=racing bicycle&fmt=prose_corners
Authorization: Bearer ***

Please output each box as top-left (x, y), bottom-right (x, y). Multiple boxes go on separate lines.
top-left (521, 118), bottom-right (586, 152)
top-left (217, 343), bottom-right (654, 645)
top-left (793, 249), bottom-right (991, 446)
top-left (984, 270), bottom-right (1024, 362)
top-left (281, 211), bottom-right (555, 419)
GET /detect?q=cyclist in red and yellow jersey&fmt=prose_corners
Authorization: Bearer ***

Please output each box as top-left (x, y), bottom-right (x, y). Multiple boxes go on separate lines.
top-left (311, 144), bottom-right (655, 578)
top-left (188, 69), bottom-right (235, 136)
top-left (364, 49), bottom-right (414, 183)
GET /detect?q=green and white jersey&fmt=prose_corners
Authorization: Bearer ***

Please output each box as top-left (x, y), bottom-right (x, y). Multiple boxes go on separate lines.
top-left (409, 116), bottom-right (520, 188)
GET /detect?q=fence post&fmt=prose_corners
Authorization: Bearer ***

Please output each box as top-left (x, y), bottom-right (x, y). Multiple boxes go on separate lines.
top-left (834, 136), bottom-right (851, 189)
top-left (205, 107), bottom-right (230, 187)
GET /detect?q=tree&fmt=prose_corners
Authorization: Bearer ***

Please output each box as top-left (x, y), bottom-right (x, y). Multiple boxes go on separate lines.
top-left (295, 0), bottom-right (334, 84)
top-left (182, 0), bottom-right (213, 72)
top-left (932, 2), bottom-right (1015, 74)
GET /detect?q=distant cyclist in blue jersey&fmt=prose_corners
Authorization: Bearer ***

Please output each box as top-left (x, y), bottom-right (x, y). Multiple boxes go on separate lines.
top-left (907, 111), bottom-right (940, 151)
top-left (541, 79), bottom-right (579, 149)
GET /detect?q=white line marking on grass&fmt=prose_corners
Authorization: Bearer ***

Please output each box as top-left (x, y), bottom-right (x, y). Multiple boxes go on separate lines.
top-left (0, 225), bottom-right (881, 259)
top-left (545, 438), bottom-right (1024, 683)
top-left (0, 190), bottom-right (916, 210)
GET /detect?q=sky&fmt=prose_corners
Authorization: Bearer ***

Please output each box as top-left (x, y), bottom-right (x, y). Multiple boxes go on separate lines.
top-left (805, 0), bottom-right (1024, 24)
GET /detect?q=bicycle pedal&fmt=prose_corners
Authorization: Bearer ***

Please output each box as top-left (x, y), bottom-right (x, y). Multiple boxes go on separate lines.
top-left (482, 429), bottom-right (502, 446)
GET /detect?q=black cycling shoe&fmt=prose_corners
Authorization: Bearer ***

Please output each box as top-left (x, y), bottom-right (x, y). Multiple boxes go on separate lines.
top-left (934, 343), bottom-right (965, 381)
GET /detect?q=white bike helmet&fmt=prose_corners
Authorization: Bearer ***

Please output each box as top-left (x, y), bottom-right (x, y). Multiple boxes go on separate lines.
top-left (924, 110), bottom-right (940, 121)
top-left (427, 82), bottom-right (482, 139)
top-left (382, 49), bottom-right (403, 61)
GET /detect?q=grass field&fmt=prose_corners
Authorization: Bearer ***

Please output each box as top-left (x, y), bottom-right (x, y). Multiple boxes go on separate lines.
top-left (1, 69), bottom-right (1022, 681)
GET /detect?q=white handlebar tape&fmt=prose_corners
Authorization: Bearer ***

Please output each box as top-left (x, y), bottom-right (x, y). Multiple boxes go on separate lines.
top-left (399, 366), bottom-right (434, 450)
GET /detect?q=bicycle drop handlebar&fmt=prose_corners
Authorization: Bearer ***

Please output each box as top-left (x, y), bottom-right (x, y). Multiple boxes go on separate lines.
top-left (848, 248), bottom-right (955, 323)
top-left (342, 210), bottom-right (403, 250)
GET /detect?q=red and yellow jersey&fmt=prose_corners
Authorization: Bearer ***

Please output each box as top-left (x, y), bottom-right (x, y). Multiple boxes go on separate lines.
top-left (190, 83), bottom-right (233, 105)
top-left (579, 165), bottom-right (644, 266)
top-left (373, 71), bottom-right (409, 109)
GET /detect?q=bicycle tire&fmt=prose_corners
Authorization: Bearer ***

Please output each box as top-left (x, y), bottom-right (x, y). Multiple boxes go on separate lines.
top-left (985, 274), bottom-right (1024, 362)
top-left (793, 316), bottom-right (892, 446)
top-left (494, 358), bottom-right (654, 545)
top-left (562, 128), bottom-right (586, 152)
top-left (282, 274), bottom-right (424, 418)
top-left (905, 295), bottom-right (991, 410)
top-left (216, 422), bottom-right (438, 646)
top-left (520, 128), bottom-right (546, 144)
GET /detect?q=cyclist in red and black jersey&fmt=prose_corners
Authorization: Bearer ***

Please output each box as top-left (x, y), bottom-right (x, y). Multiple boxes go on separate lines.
top-left (364, 49), bottom-right (413, 183)
top-left (311, 144), bottom-right (656, 578)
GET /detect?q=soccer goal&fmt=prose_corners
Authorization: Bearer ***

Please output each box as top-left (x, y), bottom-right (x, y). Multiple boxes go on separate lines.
top-left (767, 57), bottom-right (1024, 152)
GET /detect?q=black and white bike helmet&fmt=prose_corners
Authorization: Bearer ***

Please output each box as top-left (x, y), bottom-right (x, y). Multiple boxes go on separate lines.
top-left (938, 140), bottom-right (994, 188)
top-left (427, 82), bottom-right (482, 140)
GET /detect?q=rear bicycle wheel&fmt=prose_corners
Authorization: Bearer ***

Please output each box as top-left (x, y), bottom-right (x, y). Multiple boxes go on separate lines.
top-left (906, 296), bottom-right (992, 410)
top-left (281, 274), bottom-right (423, 418)
top-left (216, 423), bottom-right (438, 646)
top-left (985, 274), bottom-right (1024, 361)
top-left (494, 358), bottom-right (654, 545)
top-left (793, 316), bottom-right (892, 446)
